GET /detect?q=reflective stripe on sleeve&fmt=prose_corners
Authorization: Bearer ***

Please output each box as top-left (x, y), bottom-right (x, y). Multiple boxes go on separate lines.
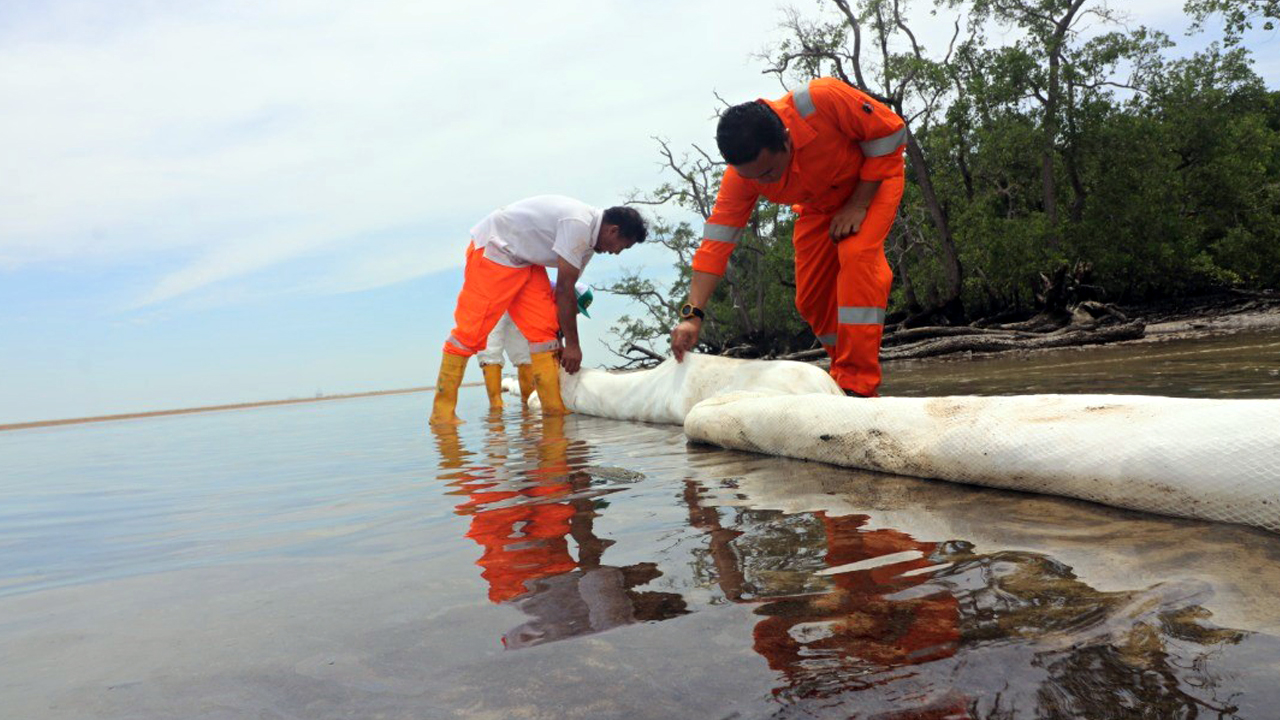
top-left (817, 334), bottom-right (838, 346)
top-left (859, 127), bottom-right (908, 158)
top-left (703, 222), bottom-right (745, 244)
top-left (793, 84), bottom-right (817, 117)
top-left (838, 307), bottom-right (887, 325)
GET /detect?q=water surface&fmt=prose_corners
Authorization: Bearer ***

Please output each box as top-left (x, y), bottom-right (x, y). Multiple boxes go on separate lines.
top-left (3, 331), bottom-right (1280, 719)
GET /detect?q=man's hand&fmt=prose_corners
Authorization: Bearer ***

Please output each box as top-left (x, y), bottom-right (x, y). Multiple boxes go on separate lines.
top-left (560, 344), bottom-right (583, 374)
top-left (671, 319), bottom-right (702, 362)
top-left (829, 205), bottom-right (868, 241)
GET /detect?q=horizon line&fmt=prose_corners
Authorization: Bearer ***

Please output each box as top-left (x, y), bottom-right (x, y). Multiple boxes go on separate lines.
top-left (0, 384), bottom-right (484, 433)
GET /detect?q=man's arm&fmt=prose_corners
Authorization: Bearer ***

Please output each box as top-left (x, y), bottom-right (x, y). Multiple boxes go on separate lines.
top-left (673, 168), bottom-right (759, 362)
top-left (555, 257), bottom-right (584, 374)
top-left (829, 179), bottom-right (883, 240)
top-left (670, 270), bottom-right (719, 362)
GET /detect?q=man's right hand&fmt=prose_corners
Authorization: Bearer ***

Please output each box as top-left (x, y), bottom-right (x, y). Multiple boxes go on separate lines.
top-left (671, 319), bottom-right (702, 362)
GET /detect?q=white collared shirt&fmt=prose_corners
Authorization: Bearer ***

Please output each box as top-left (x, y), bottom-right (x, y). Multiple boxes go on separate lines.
top-left (470, 195), bottom-right (602, 270)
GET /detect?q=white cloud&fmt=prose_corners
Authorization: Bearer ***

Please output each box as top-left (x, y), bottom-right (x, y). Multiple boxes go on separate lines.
top-left (0, 0), bottom-right (800, 305)
top-left (1, 0), bottom-right (1274, 309)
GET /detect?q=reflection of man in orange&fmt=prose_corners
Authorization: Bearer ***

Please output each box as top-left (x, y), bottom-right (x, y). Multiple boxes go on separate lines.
top-left (752, 513), bottom-right (960, 675)
top-left (463, 497), bottom-right (578, 603)
top-left (435, 416), bottom-right (580, 603)
top-left (433, 417), bottom-right (686, 646)
top-left (683, 482), bottom-right (967, 715)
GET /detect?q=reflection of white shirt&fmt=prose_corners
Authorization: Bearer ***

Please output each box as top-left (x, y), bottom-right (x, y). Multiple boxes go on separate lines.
top-left (470, 195), bottom-right (601, 270)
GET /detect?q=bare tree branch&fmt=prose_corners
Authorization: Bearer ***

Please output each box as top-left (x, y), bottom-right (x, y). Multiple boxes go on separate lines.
top-left (829, 0), bottom-right (870, 90)
top-left (893, 0), bottom-right (924, 61)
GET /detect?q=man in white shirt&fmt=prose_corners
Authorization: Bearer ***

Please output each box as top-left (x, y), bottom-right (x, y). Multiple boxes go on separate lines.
top-left (430, 196), bottom-right (647, 425)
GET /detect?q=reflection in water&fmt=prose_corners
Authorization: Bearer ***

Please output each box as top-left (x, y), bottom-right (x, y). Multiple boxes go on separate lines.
top-left (7, 333), bottom-right (1280, 720)
top-left (682, 478), bottom-right (1275, 719)
top-left (427, 396), bottom-right (1279, 716)
top-left (431, 414), bottom-right (686, 649)
top-left (753, 514), bottom-right (966, 716)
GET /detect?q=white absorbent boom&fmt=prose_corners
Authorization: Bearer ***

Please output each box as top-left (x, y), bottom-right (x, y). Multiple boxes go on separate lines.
top-left (535, 353), bottom-right (1280, 533)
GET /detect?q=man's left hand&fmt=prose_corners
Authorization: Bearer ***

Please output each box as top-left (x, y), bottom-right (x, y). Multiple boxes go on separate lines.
top-left (560, 344), bottom-right (583, 374)
top-left (829, 206), bottom-right (868, 241)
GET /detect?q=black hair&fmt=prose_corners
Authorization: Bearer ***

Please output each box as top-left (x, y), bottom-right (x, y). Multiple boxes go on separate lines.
top-left (716, 100), bottom-right (788, 165)
top-left (603, 206), bottom-right (648, 243)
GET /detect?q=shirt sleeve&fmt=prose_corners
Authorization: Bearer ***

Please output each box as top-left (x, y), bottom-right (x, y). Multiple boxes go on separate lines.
top-left (690, 167), bottom-right (759, 276)
top-left (809, 77), bottom-right (907, 181)
top-left (553, 218), bottom-right (593, 269)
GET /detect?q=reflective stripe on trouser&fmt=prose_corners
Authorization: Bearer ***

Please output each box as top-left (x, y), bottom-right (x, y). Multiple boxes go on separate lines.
top-left (792, 175), bottom-right (903, 396)
top-left (444, 242), bottom-right (560, 358)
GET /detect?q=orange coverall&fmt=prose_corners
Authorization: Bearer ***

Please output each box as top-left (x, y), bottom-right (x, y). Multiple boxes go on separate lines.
top-left (692, 78), bottom-right (907, 396)
top-left (443, 242), bottom-right (560, 358)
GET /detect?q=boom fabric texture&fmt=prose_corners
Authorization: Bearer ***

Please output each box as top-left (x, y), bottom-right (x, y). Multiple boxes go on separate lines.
top-left (526, 353), bottom-right (843, 423)
top-left (540, 355), bottom-right (1280, 533)
top-left (685, 393), bottom-right (1280, 532)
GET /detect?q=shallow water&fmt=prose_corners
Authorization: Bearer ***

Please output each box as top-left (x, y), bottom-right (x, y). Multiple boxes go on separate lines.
top-left (3, 330), bottom-right (1280, 719)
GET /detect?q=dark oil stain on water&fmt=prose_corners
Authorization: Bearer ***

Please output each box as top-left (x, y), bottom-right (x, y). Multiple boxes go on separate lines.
top-left (2, 332), bottom-right (1280, 719)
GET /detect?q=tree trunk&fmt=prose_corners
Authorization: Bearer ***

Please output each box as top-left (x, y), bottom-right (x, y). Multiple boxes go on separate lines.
top-left (904, 133), bottom-right (965, 306)
top-left (1040, 0), bottom-right (1088, 251)
top-left (1042, 50), bottom-right (1060, 248)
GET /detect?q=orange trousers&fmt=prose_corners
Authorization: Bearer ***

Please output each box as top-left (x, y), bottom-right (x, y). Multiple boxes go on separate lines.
top-left (793, 176), bottom-right (903, 396)
top-left (444, 242), bottom-right (560, 357)
top-left (466, 500), bottom-right (578, 603)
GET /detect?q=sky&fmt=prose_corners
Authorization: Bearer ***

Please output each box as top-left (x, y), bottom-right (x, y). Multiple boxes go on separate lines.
top-left (2, 0), bottom-right (1277, 424)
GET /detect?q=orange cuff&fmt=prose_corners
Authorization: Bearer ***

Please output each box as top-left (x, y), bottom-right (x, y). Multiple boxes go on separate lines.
top-left (859, 153), bottom-right (906, 182)
top-left (691, 240), bottom-right (734, 276)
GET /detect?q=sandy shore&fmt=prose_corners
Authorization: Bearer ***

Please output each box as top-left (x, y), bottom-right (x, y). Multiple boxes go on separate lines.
top-left (1141, 303), bottom-right (1280, 339)
top-left (0, 384), bottom-right (484, 433)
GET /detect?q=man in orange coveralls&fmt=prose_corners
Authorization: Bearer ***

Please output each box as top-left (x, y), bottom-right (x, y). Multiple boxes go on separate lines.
top-left (429, 195), bottom-right (647, 425)
top-left (670, 78), bottom-right (907, 397)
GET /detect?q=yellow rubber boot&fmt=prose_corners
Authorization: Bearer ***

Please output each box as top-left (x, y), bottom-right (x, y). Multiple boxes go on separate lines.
top-left (517, 363), bottom-right (535, 405)
top-left (530, 351), bottom-right (570, 416)
top-left (482, 363), bottom-right (504, 410)
top-left (429, 352), bottom-right (468, 425)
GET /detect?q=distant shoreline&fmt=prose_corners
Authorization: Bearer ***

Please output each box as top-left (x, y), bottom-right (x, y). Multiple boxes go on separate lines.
top-left (8, 302), bottom-right (1277, 434)
top-left (0, 384), bottom-right (483, 433)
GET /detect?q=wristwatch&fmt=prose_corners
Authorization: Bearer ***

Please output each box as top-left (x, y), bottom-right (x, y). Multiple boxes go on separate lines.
top-left (679, 303), bottom-right (705, 321)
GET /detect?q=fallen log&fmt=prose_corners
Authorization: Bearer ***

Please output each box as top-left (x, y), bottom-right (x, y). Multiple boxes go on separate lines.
top-left (881, 325), bottom-right (1043, 348)
top-left (880, 320), bottom-right (1146, 361)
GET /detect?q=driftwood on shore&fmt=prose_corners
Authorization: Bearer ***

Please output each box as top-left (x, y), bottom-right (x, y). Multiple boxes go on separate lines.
top-left (774, 318), bottom-right (1145, 362)
top-left (619, 301), bottom-right (1148, 366)
top-left (768, 301), bottom-right (1143, 362)
top-left (879, 319), bottom-right (1146, 361)
top-left (875, 301), bottom-right (1143, 361)
top-left (609, 287), bottom-right (1280, 369)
